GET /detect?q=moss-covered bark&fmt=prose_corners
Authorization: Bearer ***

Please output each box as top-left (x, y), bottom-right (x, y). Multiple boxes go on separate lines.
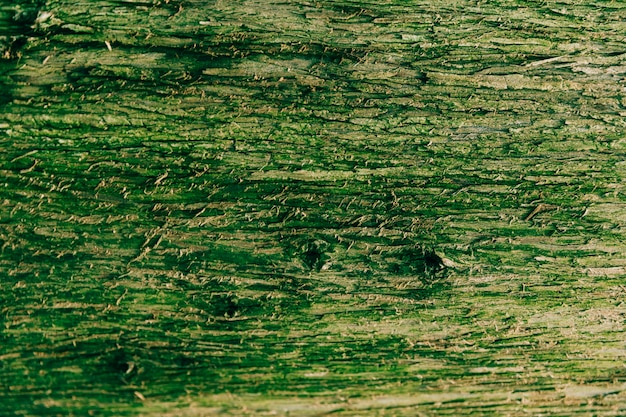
top-left (1, 0), bottom-right (626, 415)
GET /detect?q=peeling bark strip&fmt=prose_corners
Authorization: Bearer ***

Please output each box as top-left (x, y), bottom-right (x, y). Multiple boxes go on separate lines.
top-left (524, 203), bottom-right (558, 221)
top-left (1, 0), bottom-right (626, 416)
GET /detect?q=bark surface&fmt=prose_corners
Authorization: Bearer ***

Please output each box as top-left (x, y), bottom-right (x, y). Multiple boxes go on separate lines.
top-left (1, 1), bottom-right (626, 415)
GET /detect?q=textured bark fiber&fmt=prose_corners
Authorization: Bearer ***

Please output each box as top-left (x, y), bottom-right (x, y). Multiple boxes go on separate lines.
top-left (1, 0), bottom-right (626, 415)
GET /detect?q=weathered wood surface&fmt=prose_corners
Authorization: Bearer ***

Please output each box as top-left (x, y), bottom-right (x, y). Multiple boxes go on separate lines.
top-left (1, 0), bottom-right (626, 415)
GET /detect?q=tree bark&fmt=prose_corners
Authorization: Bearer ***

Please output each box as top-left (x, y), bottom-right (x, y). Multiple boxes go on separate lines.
top-left (1, 0), bottom-right (626, 415)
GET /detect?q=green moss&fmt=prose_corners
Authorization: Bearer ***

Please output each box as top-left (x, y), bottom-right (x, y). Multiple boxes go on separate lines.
top-left (2, 0), bottom-right (626, 415)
